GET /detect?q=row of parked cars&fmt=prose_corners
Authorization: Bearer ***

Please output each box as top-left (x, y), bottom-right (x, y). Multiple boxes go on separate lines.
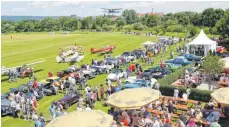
top-left (111, 53), bottom-right (204, 93)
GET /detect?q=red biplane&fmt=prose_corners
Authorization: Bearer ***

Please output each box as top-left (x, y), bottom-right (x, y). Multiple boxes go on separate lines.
top-left (90, 45), bottom-right (116, 54)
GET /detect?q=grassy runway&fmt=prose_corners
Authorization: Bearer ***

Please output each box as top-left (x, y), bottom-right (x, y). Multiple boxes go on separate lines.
top-left (1, 32), bottom-right (183, 127)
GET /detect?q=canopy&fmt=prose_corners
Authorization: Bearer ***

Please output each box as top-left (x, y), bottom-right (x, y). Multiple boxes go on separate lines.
top-left (211, 88), bottom-right (229, 106)
top-left (106, 88), bottom-right (160, 110)
top-left (188, 29), bottom-right (217, 56)
top-left (46, 110), bottom-right (113, 127)
top-left (141, 41), bottom-right (156, 46)
top-left (219, 57), bottom-right (229, 69)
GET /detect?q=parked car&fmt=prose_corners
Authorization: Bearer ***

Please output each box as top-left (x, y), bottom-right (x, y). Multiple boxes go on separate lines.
top-left (82, 69), bottom-right (96, 79)
top-left (90, 64), bottom-right (113, 74)
top-left (121, 52), bottom-right (135, 61)
top-left (131, 49), bottom-right (145, 58)
top-left (142, 68), bottom-right (171, 80)
top-left (57, 92), bottom-right (80, 109)
top-left (1, 95), bottom-right (13, 116)
top-left (165, 57), bottom-right (192, 66)
top-left (57, 69), bottom-right (80, 79)
top-left (40, 77), bottom-right (61, 87)
top-left (41, 83), bottom-right (57, 96)
top-left (164, 63), bottom-right (182, 72)
top-left (106, 57), bottom-right (117, 65)
top-left (180, 53), bottom-right (202, 61)
top-left (107, 69), bottom-right (125, 82)
top-left (115, 79), bottom-right (153, 92)
top-left (147, 66), bottom-right (172, 74)
top-left (124, 76), bottom-right (137, 84)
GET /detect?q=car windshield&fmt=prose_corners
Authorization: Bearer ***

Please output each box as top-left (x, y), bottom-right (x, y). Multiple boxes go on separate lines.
top-left (183, 59), bottom-right (188, 62)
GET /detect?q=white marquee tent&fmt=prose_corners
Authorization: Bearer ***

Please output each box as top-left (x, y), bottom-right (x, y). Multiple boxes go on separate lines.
top-left (187, 29), bottom-right (217, 56)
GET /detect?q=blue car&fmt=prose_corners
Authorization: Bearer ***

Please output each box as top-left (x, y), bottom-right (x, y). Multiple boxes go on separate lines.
top-left (165, 57), bottom-right (192, 66)
top-left (115, 79), bottom-right (151, 92)
top-left (106, 58), bottom-right (118, 65)
top-left (180, 54), bottom-right (202, 61)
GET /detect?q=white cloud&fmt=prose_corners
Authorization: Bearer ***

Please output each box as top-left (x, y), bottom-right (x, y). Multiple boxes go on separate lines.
top-left (12, 8), bottom-right (26, 13)
top-left (28, 1), bottom-right (80, 8)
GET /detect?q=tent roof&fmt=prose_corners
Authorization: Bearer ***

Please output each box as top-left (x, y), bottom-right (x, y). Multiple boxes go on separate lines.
top-left (188, 29), bottom-right (216, 45)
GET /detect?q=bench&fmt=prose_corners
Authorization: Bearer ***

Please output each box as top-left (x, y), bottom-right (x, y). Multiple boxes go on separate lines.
top-left (174, 104), bottom-right (188, 111)
top-left (147, 109), bottom-right (163, 115)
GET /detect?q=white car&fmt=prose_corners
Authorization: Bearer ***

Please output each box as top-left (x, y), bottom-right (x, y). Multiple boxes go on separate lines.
top-left (124, 76), bottom-right (137, 84)
top-left (107, 69), bottom-right (124, 82)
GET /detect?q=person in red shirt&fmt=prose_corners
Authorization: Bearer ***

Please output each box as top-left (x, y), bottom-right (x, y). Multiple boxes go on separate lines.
top-left (33, 81), bottom-right (38, 88)
top-left (132, 64), bottom-right (136, 72)
top-left (128, 65), bottom-right (132, 73)
top-left (48, 72), bottom-right (53, 77)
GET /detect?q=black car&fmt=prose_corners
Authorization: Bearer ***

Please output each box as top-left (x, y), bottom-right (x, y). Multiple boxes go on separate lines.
top-left (131, 50), bottom-right (145, 58)
top-left (41, 84), bottom-right (57, 96)
top-left (57, 92), bottom-right (81, 109)
top-left (90, 65), bottom-right (106, 75)
top-left (142, 70), bottom-right (154, 80)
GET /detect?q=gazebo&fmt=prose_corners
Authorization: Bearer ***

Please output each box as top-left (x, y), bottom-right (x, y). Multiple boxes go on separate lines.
top-left (187, 29), bottom-right (217, 56)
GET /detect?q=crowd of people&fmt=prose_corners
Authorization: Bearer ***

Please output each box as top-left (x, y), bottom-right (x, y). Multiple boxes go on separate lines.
top-left (107, 94), bottom-right (225, 127)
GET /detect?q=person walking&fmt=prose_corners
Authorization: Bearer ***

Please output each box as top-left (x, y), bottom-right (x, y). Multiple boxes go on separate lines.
top-left (49, 103), bottom-right (56, 119)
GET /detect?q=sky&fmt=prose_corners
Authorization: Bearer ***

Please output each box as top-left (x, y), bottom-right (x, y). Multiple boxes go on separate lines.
top-left (1, 1), bottom-right (229, 17)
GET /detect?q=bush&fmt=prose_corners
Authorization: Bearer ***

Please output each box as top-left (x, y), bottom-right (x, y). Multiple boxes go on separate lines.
top-left (133, 22), bottom-right (144, 30)
top-left (158, 66), bottom-right (212, 102)
top-left (123, 25), bottom-right (132, 32)
top-left (167, 25), bottom-right (184, 33)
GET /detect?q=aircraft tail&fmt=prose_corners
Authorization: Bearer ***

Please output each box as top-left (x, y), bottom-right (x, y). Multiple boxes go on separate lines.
top-left (91, 48), bottom-right (95, 53)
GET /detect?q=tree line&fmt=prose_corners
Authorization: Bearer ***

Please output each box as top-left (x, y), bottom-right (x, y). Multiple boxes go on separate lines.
top-left (1, 8), bottom-right (229, 38)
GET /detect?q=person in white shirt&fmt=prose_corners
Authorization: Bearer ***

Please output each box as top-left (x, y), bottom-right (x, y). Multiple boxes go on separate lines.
top-left (85, 85), bottom-right (91, 94)
top-left (77, 104), bottom-right (83, 111)
top-left (174, 88), bottom-right (179, 98)
top-left (152, 117), bottom-right (160, 127)
top-left (85, 104), bottom-right (91, 111)
top-left (182, 92), bottom-right (188, 101)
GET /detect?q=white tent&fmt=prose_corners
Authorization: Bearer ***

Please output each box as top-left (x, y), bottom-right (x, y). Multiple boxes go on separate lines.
top-left (188, 29), bottom-right (216, 56)
top-left (141, 41), bottom-right (156, 46)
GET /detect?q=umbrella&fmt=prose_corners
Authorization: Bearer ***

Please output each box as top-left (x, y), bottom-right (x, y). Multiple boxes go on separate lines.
top-left (106, 88), bottom-right (160, 110)
top-left (211, 88), bottom-right (229, 106)
top-left (219, 57), bottom-right (229, 69)
top-left (141, 41), bottom-right (156, 46)
top-left (46, 110), bottom-right (113, 127)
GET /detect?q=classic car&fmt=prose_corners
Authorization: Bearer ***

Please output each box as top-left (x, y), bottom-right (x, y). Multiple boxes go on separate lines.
top-left (57, 68), bottom-right (80, 79)
top-left (1, 95), bottom-right (13, 116)
top-left (143, 68), bottom-right (171, 80)
top-left (10, 84), bottom-right (44, 100)
top-left (180, 53), bottom-right (203, 61)
top-left (164, 63), bottom-right (182, 72)
top-left (121, 52), bottom-right (136, 61)
top-left (40, 77), bottom-right (61, 87)
top-left (107, 69), bottom-right (125, 82)
top-left (57, 92), bottom-right (81, 109)
top-left (124, 76), bottom-right (137, 84)
top-left (82, 69), bottom-right (96, 79)
top-left (165, 57), bottom-right (192, 66)
top-left (90, 65), bottom-right (113, 74)
top-left (115, 79), bottom-right (153, 92)
top-left (131, 49), bottom-right (145, 58)
top-left (106, 57), bottom-right (119, 65)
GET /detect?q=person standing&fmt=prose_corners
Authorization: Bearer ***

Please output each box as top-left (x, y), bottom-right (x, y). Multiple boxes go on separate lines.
top-left (39, 113), bottom-right (45, 127)
top-left (49, 103), bottom-right (56, 119)
top-left (100, 84), bottom-right (105, 101)
top-left (174, 88), bottom-right (179, 99)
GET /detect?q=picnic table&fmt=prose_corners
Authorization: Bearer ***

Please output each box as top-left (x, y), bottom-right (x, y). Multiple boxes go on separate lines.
top-left (147, 108), bottom-right (163, 115)
top-left (174, 104), bottom-right (188, 111)
top-left (161, 96), bottom-right (198, 105)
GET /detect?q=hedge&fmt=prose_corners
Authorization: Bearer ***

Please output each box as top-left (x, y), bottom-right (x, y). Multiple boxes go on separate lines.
top-left (158, 66), bottom-right (212, 102)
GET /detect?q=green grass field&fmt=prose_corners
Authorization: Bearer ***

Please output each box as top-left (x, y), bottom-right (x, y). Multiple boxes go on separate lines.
top-left (1, 32), bottom-right (185, 127)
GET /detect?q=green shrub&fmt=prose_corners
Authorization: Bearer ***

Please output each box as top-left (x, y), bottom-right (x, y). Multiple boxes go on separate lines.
top-left (158, 66), bottom-right (212, 102)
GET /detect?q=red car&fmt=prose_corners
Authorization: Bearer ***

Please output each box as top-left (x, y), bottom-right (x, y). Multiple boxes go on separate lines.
top-left (90, 45), bottom-right (116, 54)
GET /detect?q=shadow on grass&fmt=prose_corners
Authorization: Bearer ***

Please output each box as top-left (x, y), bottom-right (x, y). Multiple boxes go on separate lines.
top-left (34, 69), bottom-right (44, 73)
top-left (69, 61), bottom-right (77, 66)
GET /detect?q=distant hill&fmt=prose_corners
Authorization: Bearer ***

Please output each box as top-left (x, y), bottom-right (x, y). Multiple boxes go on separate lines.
top-left (1, 15), bottom-right (82, 21)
